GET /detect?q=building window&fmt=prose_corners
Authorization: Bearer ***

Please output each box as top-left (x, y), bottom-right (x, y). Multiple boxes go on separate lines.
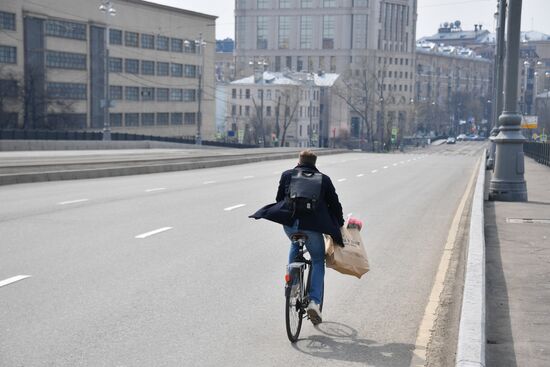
top-left (142, 113), bottom-right (155, 126)
top-left (109, 29), bottom-right (122, 45)
top-left (322, 15), bottom-right (335, 49)
top-left (125, 86), bottom-right (139, 101)
top-left (141, 34), bottom-right (155, 49)
top-left (110, 113), bottom-right (122, 127)
top-left (352, 14), bottom-right (368, 49)
top-left (171, 38), bottom-right (183, 52)
top-left (157, 36), bottom-right (169, 51)
top-left (171, 112), bottom-right (183, 125)
top-left (232, 89), bottom-right (237, 99)
top-left (297, 56), bottom-right (303, 71)
top-left (257, 16), bottom-right (269, 50)
top-left (266, 89), bottom-right (272, 100)
top-left (141, 60), bottom-right (155, 75)
top-left (46, 82), bottom-right (87, 100)
top-left (124, 31), bottom-right (139, 47)
top-left (0, 45), bottom-right (17, 64)
top-left (157, 62), bottom-right (169, 76)
top-left (46, 51), bottom-right (87, 70)
top-left (125, 59), bottom-right (139, 74)
top-left (0, 11), bottom-right (16, 31)
top-left (183, 89), bottom-right (196, 102)
top-left (300, 16), bottom-right (313, 49)
top-left (257, 0), bottom-right (270, 8)
top-left (231, 105), bottom-right (236, 116)
top-left (354, 0), bottom-right (368, 6)
top-left (301, 0), bottom-right (313, 8)
top-left (157, 88), bottom-right (169, 101)
top-left (184, 112), bottom-right (196, 125)
top-left (323, 0), bottom-right (336, 7)
top-left (245, 89), bottom-right (250, 99)
top-left (45, 20), bottom-right (86, 40)
top-left (170, 63), bottom-right (183, 77)
top-left (170, 88), bottom-right (183, 101)
top-left (0, 79), bottom-right (18, 98)
top-left (236, 16), bottom-right (246, 50)
top-left (184, 64), bottom-right (197, 78)
top-left (109, 85), bottom-right (123, 100)
top-left (109, 57), bottom-right (123, 72)
top-left (141, 87), bottom-right (155, 101)
top-left (245, 106), bottom-right (250, 116)
top-left (157, 112), bottom-right (169, 125)
top-left (125, 113), bottom-right (139, 126)
top-left (266, 106), bottom-right (272, 116)
top-left (280, 0), bottom-right (291, 8)
top-left (286, 56), bottom-right (292, 69)
top-left (278, 16), bottom-right (290, 49)
top-left (184, 40), bottom-right (197, 53)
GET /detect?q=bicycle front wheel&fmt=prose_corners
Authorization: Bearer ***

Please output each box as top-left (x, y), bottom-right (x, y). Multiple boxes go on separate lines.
top-left (285, 286), bottom-right (303, 343)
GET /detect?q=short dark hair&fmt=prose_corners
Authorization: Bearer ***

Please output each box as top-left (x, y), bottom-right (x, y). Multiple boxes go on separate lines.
top-left (299, 150), bottom-right (317, 166)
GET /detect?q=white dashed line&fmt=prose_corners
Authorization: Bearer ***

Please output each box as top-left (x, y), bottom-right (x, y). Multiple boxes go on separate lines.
top-left (135, 227), bottom-right (173, 239)
top-left (338, 178), bottom-right (347, 182)
top-left (383, 166), bottom-right (389, 169)
top-left (145, 188), bottom-right (166, 193)
top-left (243, 176), bottom-right (254, 179)
top-left (203, 181), bottom-right (217, 185)
top-left (0, 275), bottom-right (31, 288)
top-left (224, 204), bottom-right (246, 211)
top-left (400, 161), bottom-right (405, 164)
top-left (371, 170), bottom-right (378, 173)
top-left (58, 199), bottom-right (89, 205)
top-left (393, 163), bottom-right (398, 167)
top-left (356, 174), bottom-right (364, 177)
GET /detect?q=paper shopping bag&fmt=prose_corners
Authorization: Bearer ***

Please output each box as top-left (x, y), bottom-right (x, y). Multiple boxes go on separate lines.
top-left (325, 226), bottom-right (370, 279)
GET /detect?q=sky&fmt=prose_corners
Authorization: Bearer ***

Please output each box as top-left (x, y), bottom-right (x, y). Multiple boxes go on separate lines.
top-left (151, 0), bottom-right (550, 40)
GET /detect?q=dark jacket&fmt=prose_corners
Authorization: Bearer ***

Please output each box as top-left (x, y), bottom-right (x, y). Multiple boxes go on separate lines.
top-left (249, 163), bottom-right (345, 245)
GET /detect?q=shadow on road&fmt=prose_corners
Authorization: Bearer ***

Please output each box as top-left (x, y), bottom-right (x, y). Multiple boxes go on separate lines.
top-left (291, 322), bottom-right (415, 366)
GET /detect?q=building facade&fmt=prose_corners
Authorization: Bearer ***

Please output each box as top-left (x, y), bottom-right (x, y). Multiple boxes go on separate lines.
top-left (415, 42), bottom-right (492, 135)
top-left (234, 0), bottom-right (418, 145)
top-left (0, 0), bottom-right (217, 139)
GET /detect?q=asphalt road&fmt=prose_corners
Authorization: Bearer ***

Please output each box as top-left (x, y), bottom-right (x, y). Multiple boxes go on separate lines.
top-left (0, 142), bottom-right (485, 367)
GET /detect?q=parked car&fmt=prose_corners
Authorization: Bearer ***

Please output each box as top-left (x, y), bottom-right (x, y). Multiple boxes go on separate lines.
top-left (446, 137), bottom-right (456, 144)
top-left (456, 134), bottom-right (467, 141)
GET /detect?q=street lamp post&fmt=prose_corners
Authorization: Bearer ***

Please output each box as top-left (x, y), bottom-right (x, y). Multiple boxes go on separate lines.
top-left (99, 0), bottom-right (116, 141)
top-left (185, 35), bottom-right (206, 145)
top-left (489, 0), bottom-right (528, 201)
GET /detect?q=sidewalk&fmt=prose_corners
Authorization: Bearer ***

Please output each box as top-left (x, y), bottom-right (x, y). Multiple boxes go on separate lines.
top-left (485, 158), bottom-right (550, 366)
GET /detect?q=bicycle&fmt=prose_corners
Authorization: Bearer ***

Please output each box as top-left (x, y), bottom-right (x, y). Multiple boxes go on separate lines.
top-left (284, 233), bottom-right (324, 343)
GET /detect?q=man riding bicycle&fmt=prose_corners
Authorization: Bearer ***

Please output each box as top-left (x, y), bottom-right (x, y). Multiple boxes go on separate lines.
top-left (250, 150), bottom-right (344, 324)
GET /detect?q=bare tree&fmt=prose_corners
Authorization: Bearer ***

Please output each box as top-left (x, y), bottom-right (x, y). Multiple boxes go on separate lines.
top-left (0, 65), bottom-right (23, 129)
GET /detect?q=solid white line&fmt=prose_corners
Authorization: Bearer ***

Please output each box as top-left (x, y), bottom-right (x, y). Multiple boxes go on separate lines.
top-left (145, 188), bottom-right (166, 193)
top-left (356, 174), bottom-right (364, 177)
top-left (0, 275), bottom-right (31, 288)
top-left (243, 176), bottom-right (254, 179)
top-left (337, 178), bottom-right (347, 182)
top-left (371, 169), bottom-right (378, 173)
top-left (203, 181), bottom-right (217, 185)
top-left (224, 204), bottom-right (246, 211)
top-left (58, 199), bottom-right (89, 205)
top-left (135, 227), bottom-right (173, 239)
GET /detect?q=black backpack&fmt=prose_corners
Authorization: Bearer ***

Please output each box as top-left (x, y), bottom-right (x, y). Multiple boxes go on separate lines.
top-left (286, 168), bottom-right (323, 215)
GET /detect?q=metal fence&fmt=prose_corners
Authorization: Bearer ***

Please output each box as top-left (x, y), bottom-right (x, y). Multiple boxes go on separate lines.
top-left (524, 142), bottom-right (550, 167)
top-left (0, 129), bottom-right (258, 149)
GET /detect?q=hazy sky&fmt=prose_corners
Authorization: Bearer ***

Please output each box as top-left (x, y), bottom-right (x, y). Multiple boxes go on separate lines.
top-left (152, 0), bottom-right (550, 40)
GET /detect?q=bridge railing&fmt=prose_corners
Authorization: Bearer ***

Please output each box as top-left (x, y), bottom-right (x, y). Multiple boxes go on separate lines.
top-left (524, 142), bottom-right (550, 167)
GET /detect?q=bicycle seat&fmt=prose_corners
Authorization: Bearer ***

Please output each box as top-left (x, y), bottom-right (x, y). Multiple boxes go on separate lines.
top-left (290, 233), bottom-right (308, 242)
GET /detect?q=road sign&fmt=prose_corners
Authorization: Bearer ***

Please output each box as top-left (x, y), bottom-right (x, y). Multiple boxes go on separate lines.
top-left (541, 134), bottom-right (548, 142)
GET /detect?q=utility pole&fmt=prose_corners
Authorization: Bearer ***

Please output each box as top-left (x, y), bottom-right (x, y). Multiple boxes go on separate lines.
top-left (99, 0), bottom-right (116, 141)
top-left (489, 0), bottom-right (528, 201)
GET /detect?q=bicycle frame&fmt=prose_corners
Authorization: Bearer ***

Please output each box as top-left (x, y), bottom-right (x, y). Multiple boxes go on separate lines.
top-left (285, 238), bottom-right (313, 307)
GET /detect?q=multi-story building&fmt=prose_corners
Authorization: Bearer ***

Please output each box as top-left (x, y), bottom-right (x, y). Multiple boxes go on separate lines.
top-left (0, 0), bottom-right (217, 140)
top-left (226, 70), bottom-right (346, 147)
top-left (415, 41), bottom-right (492, 135)
top-left (234, 0), bottom-right (417, 145)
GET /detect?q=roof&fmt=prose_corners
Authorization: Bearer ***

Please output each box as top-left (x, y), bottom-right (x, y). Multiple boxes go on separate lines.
top-left (416, 41), bottom-right (489, 61)
top-left (124, 0), bottom-right (217, 20)
top-left (230, 71), bottom-right (340, 87)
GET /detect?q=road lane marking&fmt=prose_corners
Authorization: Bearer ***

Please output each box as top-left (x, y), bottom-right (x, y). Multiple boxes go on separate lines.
top-left (337, 178), bottom-right (347, 182)
top-left (203, 181), bottom-right (217, 185)
top-left (383, 166), bottom-right (389, 169)
top-left (145, 188), bottom-right (166, 193)
top-left (393, 163), bottom-right (398, 166)
top-left (410, 157), bottom-right (481, 366)
top-left (58, 199), bottom-right (89, 205)
top-left (243, 176), bottom-right (254, 179)
top-left (356, 174), bottom-right (364, 177)
top-left (400, 161), bottom-right (405, 164)
top-left (135, 227), bottom-right (173, 239)
top-left (0, 275), bottom-right (31, 288)
top-left (371, 170), bottom-right (378, 173)
top-left (224, 204), bottom-right (246, 211)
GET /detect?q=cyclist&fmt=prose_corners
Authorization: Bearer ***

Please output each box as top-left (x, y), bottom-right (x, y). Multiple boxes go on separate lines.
top-left (250, 150), bottom-right (344, 324)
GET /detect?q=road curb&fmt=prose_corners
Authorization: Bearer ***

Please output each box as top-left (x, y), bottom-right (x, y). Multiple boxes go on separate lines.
top-left (0, 149), bottom-right (346, 186)
top-left (456, 151), bottom-right (486, 367)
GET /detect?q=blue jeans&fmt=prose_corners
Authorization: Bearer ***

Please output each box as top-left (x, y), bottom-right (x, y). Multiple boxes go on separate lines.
top-left (284, 221), bottom-right (325, 305)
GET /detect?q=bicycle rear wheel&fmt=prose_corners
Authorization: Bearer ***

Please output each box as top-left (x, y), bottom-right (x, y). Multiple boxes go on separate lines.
top-left (285, 282), bottom-right (304, 342)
